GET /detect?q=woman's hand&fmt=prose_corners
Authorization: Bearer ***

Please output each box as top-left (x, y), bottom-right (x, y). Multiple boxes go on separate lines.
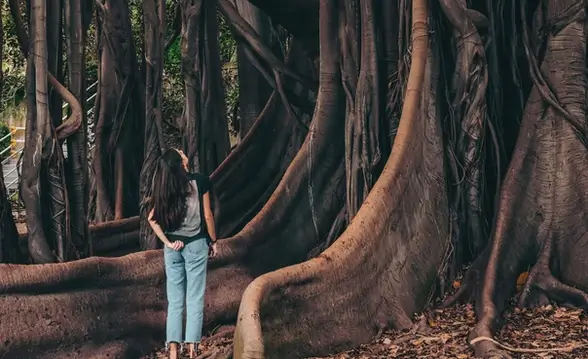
top-left (209, 243), bottom-right (218, 258)
top-left (167, 240), bottom-right (184, 251)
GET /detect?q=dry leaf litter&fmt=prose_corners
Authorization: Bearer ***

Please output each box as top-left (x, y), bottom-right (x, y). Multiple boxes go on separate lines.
top-left (143, 303), bottom-right (588, 359)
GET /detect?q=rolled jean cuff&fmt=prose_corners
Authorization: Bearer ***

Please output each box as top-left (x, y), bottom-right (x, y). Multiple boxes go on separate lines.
top-left (183, 341), bottom-right (201, 347)
top-left (165, 341), bottom-right (182, 351)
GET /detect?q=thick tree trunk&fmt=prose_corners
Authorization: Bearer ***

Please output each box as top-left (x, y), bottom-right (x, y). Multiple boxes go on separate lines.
top-left (180, 0), bottom-right (230, 175)
top-left (462, 1), bottom-right (588, 357)
top-left (47, 0), bottom-right (63, 129)
top-left (65, 0), bottom-right (90, 257)
top-left (20, 0), bottom-right (58, 264)
top-left (342, 0), bottom-right (387, 221)
top-left (139, 0), bottom-right (166, 250)
top-left (12, 0), bottom-right (86, 263)
top-left (92, 0), bottom-right (144, 223)
top-left (435, 0), bottom-right (493, 287)
top-left (233, 1), bottom-right (448, 358)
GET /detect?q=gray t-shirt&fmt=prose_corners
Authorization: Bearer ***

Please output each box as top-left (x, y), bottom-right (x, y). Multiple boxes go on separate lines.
top-left (166, 173), bottom-right (212, 239)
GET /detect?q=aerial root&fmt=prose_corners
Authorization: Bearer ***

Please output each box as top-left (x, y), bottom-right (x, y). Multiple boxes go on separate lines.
top-left (470, 328), bottom-right (513, 359)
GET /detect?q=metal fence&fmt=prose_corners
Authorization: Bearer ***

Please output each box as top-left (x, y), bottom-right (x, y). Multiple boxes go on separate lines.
top-left (1, 81), bottom-right (99, 192)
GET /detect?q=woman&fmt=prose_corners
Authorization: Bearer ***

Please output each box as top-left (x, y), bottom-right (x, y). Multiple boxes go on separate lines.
top-left (148, 148), bottom-right (218, 359)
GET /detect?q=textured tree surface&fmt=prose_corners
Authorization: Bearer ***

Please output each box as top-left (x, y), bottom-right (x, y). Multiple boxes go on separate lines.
top-left (3, 0), bottom-right (588, 359)
top-left (91, 0), bottom-right (144, 223)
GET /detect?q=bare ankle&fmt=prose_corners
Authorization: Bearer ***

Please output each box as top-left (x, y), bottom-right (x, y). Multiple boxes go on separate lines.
top-left (187, 342), bottom-right (198, 358)
top-left (168, 342), bottom-right (179, 359)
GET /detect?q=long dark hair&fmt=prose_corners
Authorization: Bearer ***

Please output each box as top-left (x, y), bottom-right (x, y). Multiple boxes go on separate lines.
top-left (151, 149), bottom-right (191, 232)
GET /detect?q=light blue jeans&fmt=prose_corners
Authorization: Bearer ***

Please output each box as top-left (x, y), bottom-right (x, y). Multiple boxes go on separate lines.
top-left (164, 237), bottom-right (208, 346)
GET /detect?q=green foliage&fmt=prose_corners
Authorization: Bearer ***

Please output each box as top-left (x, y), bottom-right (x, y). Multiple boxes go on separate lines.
top-left (161, 8), bottom-right (240, 132)
top-left (218, 13), bottom-right (239, 136)
top-left (1, 2), bottom-right (26, 116)
top-left (218, 14), bottom-right (236, 63)
top-left (84, 19), bottom-right (99, 86)
top-left (162, 36), bottom-right (184, 121)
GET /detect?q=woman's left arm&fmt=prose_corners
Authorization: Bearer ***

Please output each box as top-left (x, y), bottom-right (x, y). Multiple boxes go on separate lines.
top-left (203, 192), bottom-right (217, 243)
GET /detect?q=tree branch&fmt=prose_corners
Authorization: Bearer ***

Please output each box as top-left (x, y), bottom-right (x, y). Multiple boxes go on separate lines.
top-left (50, 75), bottom-right (83, 140)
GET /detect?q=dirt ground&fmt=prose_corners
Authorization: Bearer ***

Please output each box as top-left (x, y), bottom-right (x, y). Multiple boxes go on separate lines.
top-left (144, 303), bottom-right (588, 359)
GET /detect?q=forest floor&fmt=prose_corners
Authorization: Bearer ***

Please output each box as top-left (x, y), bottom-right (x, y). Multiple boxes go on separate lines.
top-left (144, 301), bottom-right (588, 359)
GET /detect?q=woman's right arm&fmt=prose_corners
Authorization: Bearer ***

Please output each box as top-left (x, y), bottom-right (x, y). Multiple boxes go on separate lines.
top-left (148, 208), bottom-right (183, 250)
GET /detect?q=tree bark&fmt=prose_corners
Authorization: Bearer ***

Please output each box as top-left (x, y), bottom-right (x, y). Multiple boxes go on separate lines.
top-left (65, 0), bottom-right (91, 257)
top-left (47, 0), bottom-right (63, 128)
top-left (139, 0), bottom-right (166, 250)
top-left (11, 0), bottom-right (87, 263)
top-left (180, 0), bottom-right (230, 175)
top-left (211, 38), bottom-right (315, 238)
top-left (16, 216), bottom-right (141, 259)
top-left (20, 0), bottom-right (57, 264)
top-left (342, 0), bottom-right (387, 221)
top-left (461, 1), bottom-right (588, 357)
top-left (233, 0), bottom-right (277, 138)
top-left (233, 1), bottom-right (447, 358)
top-left (92, 0), bottom-right (144, 223)
top-left (439, 0), bottom-right (489, 266)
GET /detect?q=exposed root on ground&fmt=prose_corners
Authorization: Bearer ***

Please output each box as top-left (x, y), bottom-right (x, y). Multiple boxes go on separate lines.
top-left (469, 336), bottom-right (586, 355)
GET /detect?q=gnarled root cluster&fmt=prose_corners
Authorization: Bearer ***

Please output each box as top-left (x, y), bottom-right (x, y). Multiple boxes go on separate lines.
top-left (458, 1), bottom-right (588, 358)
